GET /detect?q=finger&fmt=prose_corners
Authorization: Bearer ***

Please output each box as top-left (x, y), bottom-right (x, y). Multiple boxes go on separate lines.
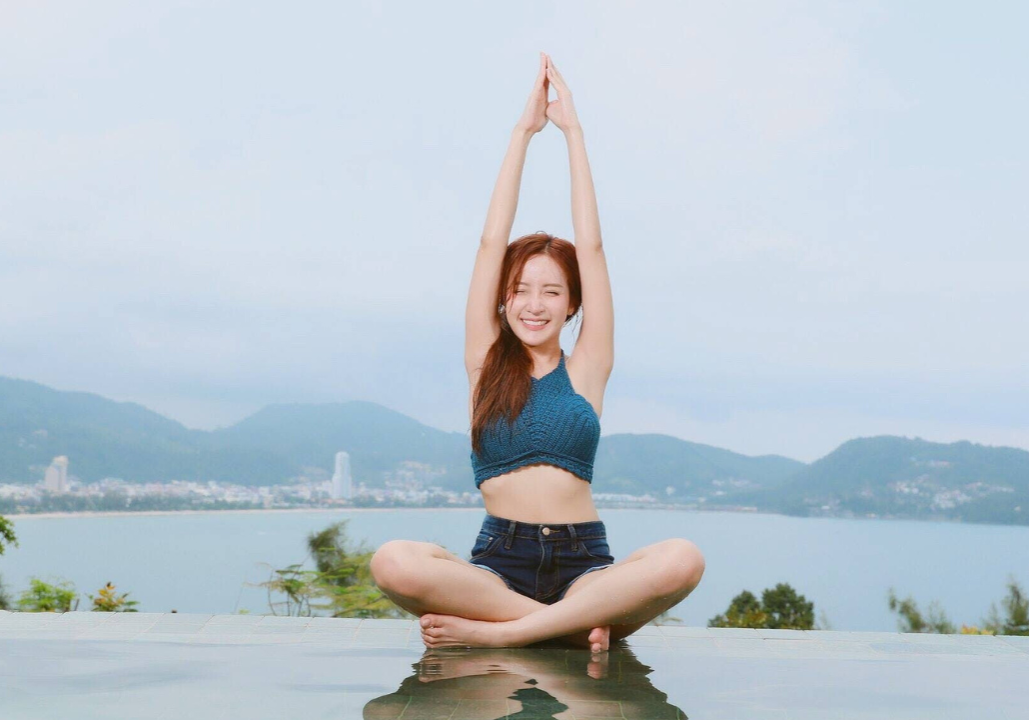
top-left (547, 60), bottom-right (570, 89)
top-left (546, 66), bottom-right (569, 94)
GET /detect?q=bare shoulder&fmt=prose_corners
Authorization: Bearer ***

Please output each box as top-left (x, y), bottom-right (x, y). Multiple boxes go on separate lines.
top-left (565, 351), bottom-right (607, 418)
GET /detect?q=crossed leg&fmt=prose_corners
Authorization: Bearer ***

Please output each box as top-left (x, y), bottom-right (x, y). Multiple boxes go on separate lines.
top-left (369, 539), bottom-right (621, 651)
top-left (370, 537), bottom-right (705, 651)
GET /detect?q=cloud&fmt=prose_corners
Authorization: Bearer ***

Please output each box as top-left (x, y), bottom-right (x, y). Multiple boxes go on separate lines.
top-left (0, 1), bottom-right (1025, 461)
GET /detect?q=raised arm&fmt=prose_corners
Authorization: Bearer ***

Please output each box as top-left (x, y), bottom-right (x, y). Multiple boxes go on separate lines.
top-left (546, 57), bottom-right (614, 378)
top-left (465, 53), bottom-right (550, 377)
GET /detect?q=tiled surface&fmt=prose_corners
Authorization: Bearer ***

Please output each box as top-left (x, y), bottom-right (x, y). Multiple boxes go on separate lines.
top-left (1, 611), bottom-right (1027, 719)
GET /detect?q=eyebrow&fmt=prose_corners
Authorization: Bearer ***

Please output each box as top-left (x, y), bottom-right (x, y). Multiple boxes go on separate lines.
top-left (517, 282), bottom-right (564, 288)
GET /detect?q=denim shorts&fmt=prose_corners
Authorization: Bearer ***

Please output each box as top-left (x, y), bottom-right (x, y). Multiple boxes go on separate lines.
top-left (467, 513), bottom-right (616, 604)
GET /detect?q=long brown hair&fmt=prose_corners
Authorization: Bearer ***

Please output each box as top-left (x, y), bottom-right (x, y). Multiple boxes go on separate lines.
top-left (471, 232), bottom-right (582, 455)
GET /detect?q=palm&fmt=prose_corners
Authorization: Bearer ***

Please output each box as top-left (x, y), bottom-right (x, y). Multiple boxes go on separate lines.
top-left (545, 98), bottom-right (573, 128)
top-left (523, 90), bottom-right (549, 133)
top-left (543, 58), bottom-right (579, 132)
top-left (517, 53), bottom-right (550, 134)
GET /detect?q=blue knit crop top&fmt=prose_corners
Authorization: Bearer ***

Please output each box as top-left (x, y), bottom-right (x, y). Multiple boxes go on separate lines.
top-left (471, 350), bottom-right (601, 488)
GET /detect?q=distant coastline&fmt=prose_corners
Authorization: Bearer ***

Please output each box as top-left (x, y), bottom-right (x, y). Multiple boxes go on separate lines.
top-left (6, 507), bottom-right (487, 521)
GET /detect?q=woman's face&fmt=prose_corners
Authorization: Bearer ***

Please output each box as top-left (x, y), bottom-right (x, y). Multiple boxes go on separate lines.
top-left (504, 254), bottom-right (573, 348)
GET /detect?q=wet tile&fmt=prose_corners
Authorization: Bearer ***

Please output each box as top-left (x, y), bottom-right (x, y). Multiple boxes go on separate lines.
top-left (351, 628), bottom-right (412, 648)
top-left (365, 618), bottom-right (416, 629)
top-left (997, 635), bottom-right (1029, 653)
top-left (706, 627), bottom-right (761, 639)
top-left (658, 625), bottom-right (719, 637)
top-left (204, 614), bottom-right (265, 624)
top-left (755, 628), bottom-right (817, 640)
top-left (257, 615), bottom-right (310, 627)
top-left (898, 632), bottom-right (960, 644)
top-left (563, 699), bottom-right (625, 717)
top-left (450, 699), bottom-right (512, 719)
top-left (307, 616), bottom-right (362, 628)
top-left (627, 634), bottom-right (666, 647)
top-left (4, 617), bottom-right (1029, 720)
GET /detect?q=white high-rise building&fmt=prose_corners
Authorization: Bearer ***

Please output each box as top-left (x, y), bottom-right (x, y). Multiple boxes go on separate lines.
top-left (331, 451), bottom-right (352, 500)
top-left (44, 456), bottom-right (69, 494)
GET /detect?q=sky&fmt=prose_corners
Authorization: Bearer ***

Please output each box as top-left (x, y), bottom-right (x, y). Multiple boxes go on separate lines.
top-left (1, 1), bottom-right (1026, 463)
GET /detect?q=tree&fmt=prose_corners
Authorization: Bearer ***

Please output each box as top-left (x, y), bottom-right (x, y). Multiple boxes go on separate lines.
top-left (983, 576), bottom-right (1029, 636)
top-left (253, 519), bottom-right (407, 618)
top-left (17, 577), bottom-right (79, 613)
top-left (87, 582), bottom-right (140, 612)
top-left (762, 583), bottom-right (815, 630)
top-left (887, 588), bottom-right (955, 633)
top-left (0, 573), bottom-right (13, 611)
top-left (0, 515), bottom-right (18, 557)
top-left (709, 590), bottom-right (767, 629)
top-left (709, 584), bottom-right (815, 630)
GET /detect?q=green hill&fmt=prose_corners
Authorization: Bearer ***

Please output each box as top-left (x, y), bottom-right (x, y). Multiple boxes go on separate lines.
top-left (0, 376), bottom-right (797, 492)
top-left (733, 436), bottom-right (1029, 524)
top-left (593, 433), bottom-right (804, 497)
top-left (4, 376), bottom-right (1027, 524)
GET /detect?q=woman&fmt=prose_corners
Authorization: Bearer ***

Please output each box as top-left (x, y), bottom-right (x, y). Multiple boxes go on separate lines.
top-left (370, 52), bottom-right (705, 654)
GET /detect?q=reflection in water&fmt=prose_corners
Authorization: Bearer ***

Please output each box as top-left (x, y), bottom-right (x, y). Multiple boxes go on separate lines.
top-left (363, 640), bottom-right (687, 719)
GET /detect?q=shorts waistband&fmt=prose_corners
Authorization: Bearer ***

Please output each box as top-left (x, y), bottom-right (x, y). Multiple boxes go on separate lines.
top-left (480, 512), bottom-right (607, 541)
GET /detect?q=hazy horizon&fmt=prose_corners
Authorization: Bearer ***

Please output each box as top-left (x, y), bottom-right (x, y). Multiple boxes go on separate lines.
top-left (2, 2), bottom-right (1026, 463)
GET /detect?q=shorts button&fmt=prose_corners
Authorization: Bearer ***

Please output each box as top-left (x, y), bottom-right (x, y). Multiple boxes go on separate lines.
top-left (542, 527), bottom-right (551, 536)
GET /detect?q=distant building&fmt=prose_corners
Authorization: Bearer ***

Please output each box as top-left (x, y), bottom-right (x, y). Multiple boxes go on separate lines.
top-left (44, 456), bottom-right (69, 494)
top-left (331, 452), bottom-right (353, 500)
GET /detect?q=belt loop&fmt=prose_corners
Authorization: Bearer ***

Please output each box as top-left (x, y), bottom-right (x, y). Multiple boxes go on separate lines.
top-left (505, 519), bottom-right (516, 550)
top-left (567, 524), bottom-right (578, 552)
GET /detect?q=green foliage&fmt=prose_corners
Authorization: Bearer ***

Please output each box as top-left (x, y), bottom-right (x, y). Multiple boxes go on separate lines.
top-left (17, 577), bottom-right (79, 613)
top-left (887, 588), bottom-right (955, 633)
top-left (709, 590), bottom-right (767, 629)
top-left (87, 582), bottom-right (140, 612)
top-left (983, 576), bottom-right (1029, 636)
top-left (762, 583), bottom-right (815, 629)
top-left (253, 519), bottom-right (407, 619)
top-left (0, 573), bottom-right (13, 611)
top-left (709, 583), bottom-right (814, 630)
top-left (888, 579), bottom-right (1029, 635)
top-left (0, 515), bottom-right (18, 556)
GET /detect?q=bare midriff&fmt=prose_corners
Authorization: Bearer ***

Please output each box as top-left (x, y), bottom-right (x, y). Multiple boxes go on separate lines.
top-left (479, 463), bottom-right (600, 523)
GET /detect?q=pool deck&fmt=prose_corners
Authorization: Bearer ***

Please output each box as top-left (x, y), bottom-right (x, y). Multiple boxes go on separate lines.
top-left (2, 610), bottom-right (1028, 719)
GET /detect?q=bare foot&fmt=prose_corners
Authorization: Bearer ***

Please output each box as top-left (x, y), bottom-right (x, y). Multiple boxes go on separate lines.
top-left (588, 626), bottom-right (610, 654)
top-left (587, 649), bottom-right (610, 680)
top-left (560, 625), bottom-right (610, 653)
top-left (420, 613), bottom-right (512, 649)
top-left (416, 649), bottom-right (499, 683)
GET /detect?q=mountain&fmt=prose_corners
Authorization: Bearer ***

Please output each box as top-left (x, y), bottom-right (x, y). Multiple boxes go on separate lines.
top-left (3, 376), bottom-right (1028, 525)
top-left (593, 433), bottom-right (804, 497)
top-left (0, 375), bottom-right (795, 492)
top-left (0, 376), bottom-right (293, 485)
top-left (210, 401), bottom-right (473, 487)
top-left (731, 436), bottom-right (1029, 524)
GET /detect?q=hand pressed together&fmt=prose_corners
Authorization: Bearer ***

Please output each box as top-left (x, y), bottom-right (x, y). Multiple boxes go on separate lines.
top-left (516, 52), bottom-right (581, 135)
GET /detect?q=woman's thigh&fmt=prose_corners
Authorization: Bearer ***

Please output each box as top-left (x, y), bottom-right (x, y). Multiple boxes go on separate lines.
top-left (558, 538), bottom-right (704, 636)
top-left (372, 540), bottom-right (544, 620)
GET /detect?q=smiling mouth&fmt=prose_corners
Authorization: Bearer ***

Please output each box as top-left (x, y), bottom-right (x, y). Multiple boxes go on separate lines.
top-left (522, 319), bottom-right (549, 329)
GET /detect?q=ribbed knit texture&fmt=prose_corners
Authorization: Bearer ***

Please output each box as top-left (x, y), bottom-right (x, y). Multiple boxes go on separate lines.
top-left (471, 350), bottom-right (601, 487)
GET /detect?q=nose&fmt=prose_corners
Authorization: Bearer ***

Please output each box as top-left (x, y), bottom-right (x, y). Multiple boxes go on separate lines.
top-left (527, 294), bottom-right (545, 312)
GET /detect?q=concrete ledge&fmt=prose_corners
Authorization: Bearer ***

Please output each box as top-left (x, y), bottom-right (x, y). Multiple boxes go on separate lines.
top-left (3, 611), bottom-right (1028, 719)
top-left (2, 610), bottom-right (1028, 657)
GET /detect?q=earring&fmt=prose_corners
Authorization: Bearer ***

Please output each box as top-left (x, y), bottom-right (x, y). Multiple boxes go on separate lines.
top-left (498, 304), bottom-right (505, 314)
